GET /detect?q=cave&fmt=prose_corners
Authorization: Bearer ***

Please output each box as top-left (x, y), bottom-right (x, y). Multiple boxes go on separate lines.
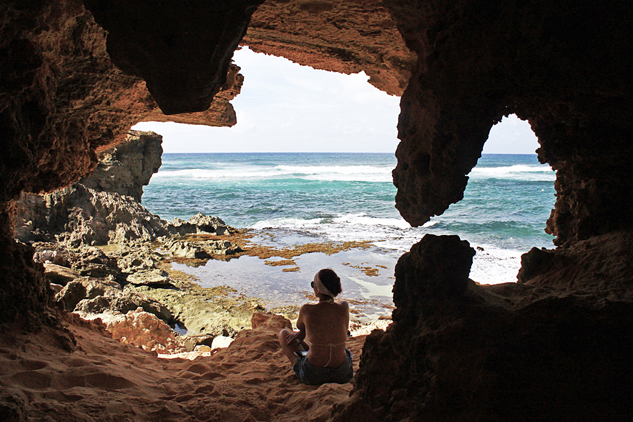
top-left (2, 0), bottom-right (633, 421)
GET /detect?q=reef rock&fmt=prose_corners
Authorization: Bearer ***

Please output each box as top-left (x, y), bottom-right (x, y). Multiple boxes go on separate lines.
top-left (171, 212), bottom-right (238, 236)
top-left (15, 184), bottom-right (171, 247)
top-left (91, 308), bottom-right (185, 354)
top-left (55, 277), bottom-right (121, 312)
top-left (80, 131), bottom-right (163, 202)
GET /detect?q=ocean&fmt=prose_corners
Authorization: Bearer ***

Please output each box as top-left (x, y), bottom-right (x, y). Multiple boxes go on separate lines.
top-left (142, 153), bottom-right (556, 321)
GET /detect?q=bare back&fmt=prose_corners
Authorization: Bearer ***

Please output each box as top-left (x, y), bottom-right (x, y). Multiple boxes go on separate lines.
top-left (297, 301), bottom-right (349, 368)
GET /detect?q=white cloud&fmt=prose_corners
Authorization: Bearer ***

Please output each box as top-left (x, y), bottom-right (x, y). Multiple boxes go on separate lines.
top-left (134, 47), bottom-right (401, 153)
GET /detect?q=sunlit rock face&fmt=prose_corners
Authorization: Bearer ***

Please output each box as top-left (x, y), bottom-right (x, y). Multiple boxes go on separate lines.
top-left (242, 0), bottom-right (416, 96)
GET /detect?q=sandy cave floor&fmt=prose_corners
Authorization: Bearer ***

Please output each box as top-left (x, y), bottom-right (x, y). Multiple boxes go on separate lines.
top-left (0, 313), bottom-right (367, 421)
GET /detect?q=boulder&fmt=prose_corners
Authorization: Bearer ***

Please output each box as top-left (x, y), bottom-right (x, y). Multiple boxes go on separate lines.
top-left (94, 308), bottom-right (186, 354)
top-left (74, 288), bottom-right (172, 324)
top-left (55, 277), bottom-right (120, 312)
top-left (170, 212), bottom-right (237, 236)
top-left (165, 239), bottom-right (211, 259)
top-left (43, 263), bottom-right (78, 286)
top-left (126, 269), bottom-right (172, 287)
top-left (71, 246), bottom-right (121, 279)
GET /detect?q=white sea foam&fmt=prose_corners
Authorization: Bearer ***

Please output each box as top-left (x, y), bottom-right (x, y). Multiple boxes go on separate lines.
top-left (276, 165), bottom-right (392, 182)
top-left (470, 165), bottom-right (555, 182)
top-left (347, 276), bottom-right (393, 299)
top-left (469, 245), bottom-right (524, 284)
top-left (152, 167), bottom-right (279, 180)
top-left (332, 213), bottom-right (411, 229)
top-left (251, 214), bottom-right (414, 243)
top-left (153, 164), bottom-right (393, 183)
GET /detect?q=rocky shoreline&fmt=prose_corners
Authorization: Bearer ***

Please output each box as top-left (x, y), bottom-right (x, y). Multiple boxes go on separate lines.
top-left (12, 131), bottom-right (280, 355)
top-left (15, 130), bottom-right (387, 357)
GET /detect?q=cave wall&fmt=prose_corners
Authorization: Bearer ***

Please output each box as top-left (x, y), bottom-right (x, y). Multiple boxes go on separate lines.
top-left (387, 0), bottom-right (633, 246)
top-left (0, 0), bottom-right (256, 323)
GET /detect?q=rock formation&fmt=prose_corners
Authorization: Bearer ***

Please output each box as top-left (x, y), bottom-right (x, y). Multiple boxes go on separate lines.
top-left (242, 0), bottom-right (416, 96)
top-left (2, 0), bottom-right (633, 420)
top-left (80, 130), bottom-right (163, 202)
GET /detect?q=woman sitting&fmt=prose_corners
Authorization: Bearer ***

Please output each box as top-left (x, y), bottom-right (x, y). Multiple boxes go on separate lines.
top-left (278, 268), bottom-right (353, 385)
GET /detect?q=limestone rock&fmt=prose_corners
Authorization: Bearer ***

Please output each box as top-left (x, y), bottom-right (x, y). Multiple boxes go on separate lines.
top-left (70, 246), bottom-right (121, 279)
top-left (164, 239), bottom-right (211, 260)
top-left (80, 131), bottom-right (163, 202)
top-left (125, 269), bottom-right (172, 287)
top-left (74, 289), bottom-right (172, 324)
top-left (94, 309), bottom-right (185, 354)
top-left (170, 212), bottom-right (238, 236)
top-left (113, 245), bottom-right (163, 274)
top-left (55, 277), bottom-right (120, 312)
top-left (15, 184), bottom-right (171, 247)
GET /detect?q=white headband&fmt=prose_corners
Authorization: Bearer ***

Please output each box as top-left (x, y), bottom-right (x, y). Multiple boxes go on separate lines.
top-left (314, 272), bottom-right (334, 297)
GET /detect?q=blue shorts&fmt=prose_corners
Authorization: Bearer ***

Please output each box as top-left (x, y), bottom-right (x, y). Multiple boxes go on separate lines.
top-left (292, 349), bottom-right (354, 385)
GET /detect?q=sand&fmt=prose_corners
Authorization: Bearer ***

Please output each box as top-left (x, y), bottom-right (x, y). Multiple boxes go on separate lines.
top-left (0, 312), bottom-right (369, 421)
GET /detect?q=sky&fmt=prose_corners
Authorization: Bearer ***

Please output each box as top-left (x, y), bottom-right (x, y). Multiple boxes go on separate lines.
top-left (133, 47), bottom-right (539, 154)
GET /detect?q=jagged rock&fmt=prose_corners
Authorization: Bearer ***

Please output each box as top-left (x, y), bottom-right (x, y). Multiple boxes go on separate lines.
top-left (14, 184), bottom-right (171, 247)
top-left (42, 263), bottom-right (78, 285)
top-left (164, 239), bottom-right (211, 260)
top-left (55, 277), bottom-right (120, 312)
top-left (71, 246), bottom-right (121, 279)
top-left (126, 269), bottom-right (172, 287)
top-left (170, 212), bottom-right (237, 236)
top-left (74, 289), bottom-right (172, 324)
top-left (202, 239), bottom-right (242, 256)
top-left (189, 213), bottom-right (233, 235)
top-left (80, 131), bottom-right (163, 202)
top-left (112, 245), bottom-right (163, 274)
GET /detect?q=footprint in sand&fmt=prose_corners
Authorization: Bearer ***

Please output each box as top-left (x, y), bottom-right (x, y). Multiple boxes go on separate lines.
top-left (19, 359), bottom-right (49, 370)
top-left (11, 370), bottom-right (53, 389)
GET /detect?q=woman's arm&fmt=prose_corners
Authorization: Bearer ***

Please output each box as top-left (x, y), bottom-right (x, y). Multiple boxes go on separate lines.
top-left (286, 305), bottom-right (307, 345)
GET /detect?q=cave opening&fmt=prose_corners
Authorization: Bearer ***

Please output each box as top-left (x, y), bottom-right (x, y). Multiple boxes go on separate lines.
top-left (129, 49), bottom-right (556, 328)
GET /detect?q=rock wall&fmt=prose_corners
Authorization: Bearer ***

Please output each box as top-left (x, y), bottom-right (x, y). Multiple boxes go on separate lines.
top-left (386, 0), bottom-right (633, 246)
top-left (81, 131), bottom-right (163, 202)
top-left (0, 0), bottom-right (251, 324)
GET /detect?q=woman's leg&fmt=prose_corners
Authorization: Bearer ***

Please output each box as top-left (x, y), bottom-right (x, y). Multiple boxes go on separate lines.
top-left (278, 329), bottom-right (308, 364)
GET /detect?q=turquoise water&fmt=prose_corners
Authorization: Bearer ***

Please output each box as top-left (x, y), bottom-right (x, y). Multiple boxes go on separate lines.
top-left (143, 153), bottom-right (556, 319)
